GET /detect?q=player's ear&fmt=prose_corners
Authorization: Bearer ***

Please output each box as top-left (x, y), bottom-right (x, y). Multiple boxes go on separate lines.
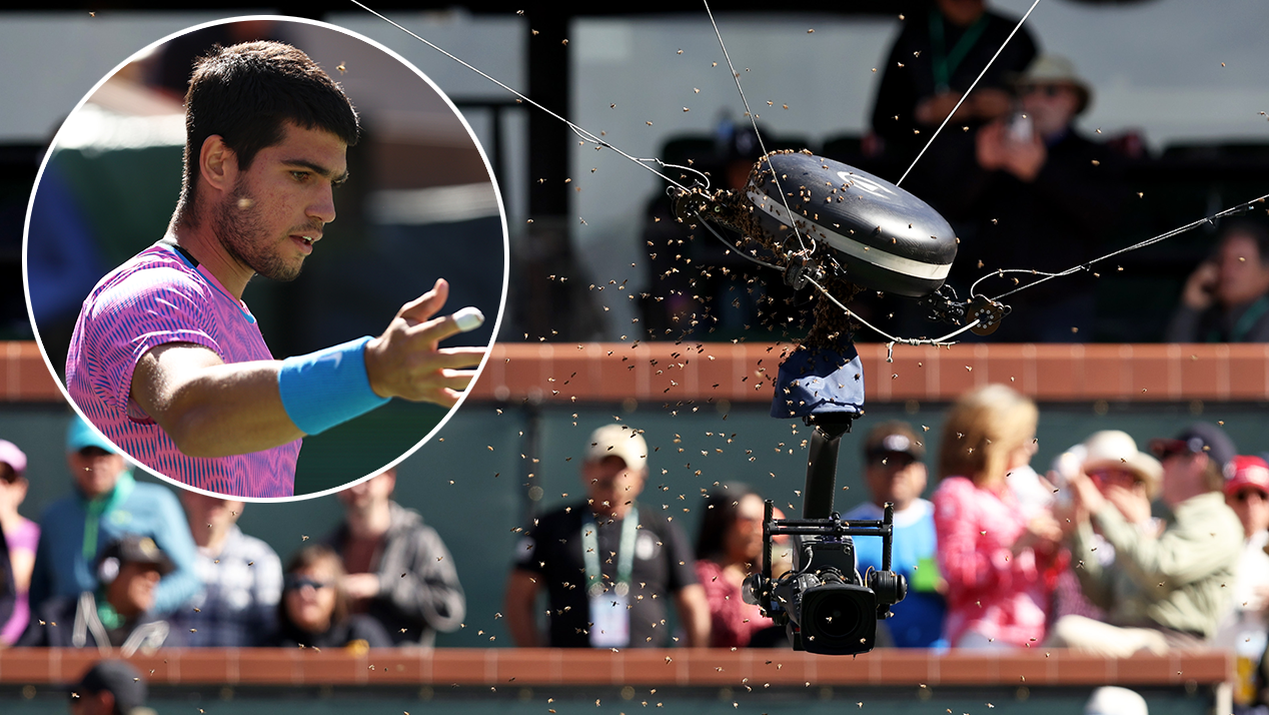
top-left (200, 134), bottom-right (237, 194)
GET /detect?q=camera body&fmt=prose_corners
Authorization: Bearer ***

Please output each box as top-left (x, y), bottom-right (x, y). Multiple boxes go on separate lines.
top-left (745, 505), bottom-right (908, 655)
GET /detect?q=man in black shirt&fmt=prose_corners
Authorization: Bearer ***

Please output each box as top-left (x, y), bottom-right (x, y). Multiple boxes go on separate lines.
top-left (505, 424), bottom-right (709, 648)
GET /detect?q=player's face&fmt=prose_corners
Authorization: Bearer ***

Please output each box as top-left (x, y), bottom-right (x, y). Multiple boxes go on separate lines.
top-left (216, 122), bottom-right (347, 282)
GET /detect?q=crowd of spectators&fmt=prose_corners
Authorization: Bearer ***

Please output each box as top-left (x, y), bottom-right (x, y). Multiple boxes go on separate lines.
top-left (0, 417), bottom-right (466, 653)
top-left (1, 404), bottom-right (1267, 709)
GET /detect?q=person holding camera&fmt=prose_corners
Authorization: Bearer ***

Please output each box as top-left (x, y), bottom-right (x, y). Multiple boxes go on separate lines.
top-left (1166, 219), bottom-right (1269, 343)
top-left (959, 55), bottom-right (1126, 342)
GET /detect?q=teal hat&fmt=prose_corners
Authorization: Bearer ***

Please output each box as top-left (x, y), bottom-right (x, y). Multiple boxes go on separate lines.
top-left (66, 415), bottom-right (117, 453)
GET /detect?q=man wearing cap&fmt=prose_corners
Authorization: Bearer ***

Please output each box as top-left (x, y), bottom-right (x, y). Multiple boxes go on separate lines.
top-left (21, 534), bottom-right (182, 654)
top-left (70, 660), bottom-right (151, 715)
top-left (505, 423), bottom-right (709, 648)
top-left (962, 54), bottom-right (1127, 341)
top-left (1213, 455), bottom-right (1269, 652)
top-left (842, 421), bottom-right (946, 648)
top-left (1051, 423), bottom-right (1243, 655)
top-left (0, 438), bottom-right (37, 644)
top-left (28, 417), bottom-right (200, 619)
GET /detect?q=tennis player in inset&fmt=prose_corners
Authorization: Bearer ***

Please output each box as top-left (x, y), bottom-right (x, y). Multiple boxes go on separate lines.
top-left (64, 41), bottom-right (487, 499)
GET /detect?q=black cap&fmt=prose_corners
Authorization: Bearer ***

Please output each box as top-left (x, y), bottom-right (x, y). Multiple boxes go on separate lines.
top-left (75, 660), bottom-right (147, 713)
top-left (864, 420), bottom-right (925, 460)
top-left (1149, 422), bottom-right (1237, 469)
top-left (98, 534), bottom-right (175, 576)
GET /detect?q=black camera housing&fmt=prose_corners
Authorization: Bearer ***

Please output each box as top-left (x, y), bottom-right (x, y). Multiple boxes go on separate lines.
top-left (743, 415), bottom-right (908, 656)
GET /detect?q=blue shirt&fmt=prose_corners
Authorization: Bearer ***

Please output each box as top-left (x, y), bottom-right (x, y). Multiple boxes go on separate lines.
top-left (29, 472), bottom-right (202, 616)
top-left (843, 499), bottom-right (947, 648)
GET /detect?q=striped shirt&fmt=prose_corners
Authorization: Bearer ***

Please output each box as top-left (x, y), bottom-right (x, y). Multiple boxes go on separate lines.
top-left (66, 242), bottom-right (301, 497)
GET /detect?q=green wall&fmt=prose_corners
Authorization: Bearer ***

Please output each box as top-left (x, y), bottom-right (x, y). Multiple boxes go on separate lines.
top-left (6, 396), bottom-right (1267, 648)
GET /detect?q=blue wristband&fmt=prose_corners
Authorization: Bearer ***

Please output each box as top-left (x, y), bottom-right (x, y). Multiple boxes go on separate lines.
top-left (278, 336), bottom-right (390, 435)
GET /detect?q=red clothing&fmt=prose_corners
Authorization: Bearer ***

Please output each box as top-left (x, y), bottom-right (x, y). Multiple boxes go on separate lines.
top-left (932, 476), bottom-right (1066, 647)
top-left (694, 560), bottom-right (773, 648)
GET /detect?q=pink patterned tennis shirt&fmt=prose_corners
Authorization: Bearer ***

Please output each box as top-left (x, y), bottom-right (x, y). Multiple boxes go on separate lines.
top-left (65, 241), bottom-right (301, 498)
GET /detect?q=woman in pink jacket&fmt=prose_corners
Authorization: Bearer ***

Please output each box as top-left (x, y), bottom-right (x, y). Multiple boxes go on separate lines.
top-left (932, 385), bottom-right (1067, 648)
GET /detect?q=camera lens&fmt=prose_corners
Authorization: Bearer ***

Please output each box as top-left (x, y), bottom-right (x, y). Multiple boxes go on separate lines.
top-left (813, 594), bottom-right (862, 639)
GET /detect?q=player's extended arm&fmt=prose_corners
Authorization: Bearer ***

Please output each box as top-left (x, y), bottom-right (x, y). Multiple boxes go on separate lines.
top-left (504, 568), bottom-right (544, 648)
top-left (132, 279), bottom-right (485, 457)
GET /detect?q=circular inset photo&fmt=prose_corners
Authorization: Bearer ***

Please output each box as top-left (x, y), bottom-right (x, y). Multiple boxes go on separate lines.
top-left (24, 16), bottom-right (508, 500)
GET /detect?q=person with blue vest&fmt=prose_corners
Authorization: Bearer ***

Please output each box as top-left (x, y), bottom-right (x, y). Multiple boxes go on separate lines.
top-left (27, 417), bottom-right (200, 619)
top-left (843, 420), bottom-right (948, 648)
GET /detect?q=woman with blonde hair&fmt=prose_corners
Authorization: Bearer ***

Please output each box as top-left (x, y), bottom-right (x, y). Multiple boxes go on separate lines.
top-left (932, 384), bottom-right (1067, 648)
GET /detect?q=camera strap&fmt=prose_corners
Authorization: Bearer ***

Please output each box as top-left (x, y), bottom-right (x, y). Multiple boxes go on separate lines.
top-left (582, 507), bottom-right (638, 598)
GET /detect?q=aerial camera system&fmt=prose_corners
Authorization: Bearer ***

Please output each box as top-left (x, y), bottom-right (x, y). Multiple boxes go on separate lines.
top-left (671, 151), bottom-right (1011, 338)
top-left (742, 416), bottom-right (908, 656)
top-left (671, 153), bottom-right (938, 653)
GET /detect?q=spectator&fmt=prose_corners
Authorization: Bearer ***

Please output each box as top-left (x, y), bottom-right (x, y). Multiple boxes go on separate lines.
top-left (962, 55), bottom-right (1126, 341)
top-left (69, 660), bottom-right (152, 715)
top-left (1085, 686), bottom-right (1149, 715)
top-left (1213, 456), bottom-right (1269, 656)
top-left (1050, 423), bottom-right (1243, 655)
top-left (843, 421), bottom-right (947, 648)
top-left (323, 468), bottom-right (465, 647)
top-left (693, 484), bottom-right (784, 648)
top-left (868, 0), bottom-right (1037, 210)
top-left (1167, 219), bottom-right (1269, 342)
top-left (1049, 431), bottom-right (1162, 623)
top-left (506, 423), bottom-right (710, 648)
top-left (0, 439), bottom-right (37, 645)
top-left (29, 418), bottom-right (200, 617)
top-left (269, 544), bottom-right (392, 650)
top-left (169, 492), bottom-right (282, 647)
top-left (932, 384), bottom-right (1066, 648)
top-left (21, 534), bottom-right (182, 655)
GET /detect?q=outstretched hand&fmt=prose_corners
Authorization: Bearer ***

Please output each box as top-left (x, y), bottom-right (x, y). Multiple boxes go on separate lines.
top-left (364, 278), bottom-right (487, 407)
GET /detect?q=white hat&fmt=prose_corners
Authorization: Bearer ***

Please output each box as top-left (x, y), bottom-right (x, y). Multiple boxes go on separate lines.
top-left (1082, 430), bottom-right (1163, 498)
top-left (585, 424), bottom-right (648, 472)
top-left (1085, 687), bottom-right (1147, 715)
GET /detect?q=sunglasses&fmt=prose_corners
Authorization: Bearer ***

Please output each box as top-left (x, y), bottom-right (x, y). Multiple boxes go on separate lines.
top-left (1019, 84), bottom-right (1069, 98)
top-left (285, 576), bottom-right (332, 592)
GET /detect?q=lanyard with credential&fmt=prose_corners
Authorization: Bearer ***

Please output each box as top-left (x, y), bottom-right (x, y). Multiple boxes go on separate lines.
top-left (929, 11), bottom-right (990, 93)
top-left (582, 507), bottom-right (638, 598)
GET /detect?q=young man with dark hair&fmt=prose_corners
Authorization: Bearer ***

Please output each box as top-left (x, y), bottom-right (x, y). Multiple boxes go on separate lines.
top-left (65, 42), bottom-right (485, 498)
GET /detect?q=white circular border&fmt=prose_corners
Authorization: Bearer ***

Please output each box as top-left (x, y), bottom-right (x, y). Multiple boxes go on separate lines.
top-left (21, 14), bottom-right (511, 504)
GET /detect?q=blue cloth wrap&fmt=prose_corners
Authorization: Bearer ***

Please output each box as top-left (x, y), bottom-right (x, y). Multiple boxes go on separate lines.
top-left (278, 336), bottom-right (390, 435)
top-left (770, 343), bottom-right (865, 418)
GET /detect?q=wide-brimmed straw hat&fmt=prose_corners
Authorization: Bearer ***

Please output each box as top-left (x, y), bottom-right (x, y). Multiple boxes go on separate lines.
top-left (1013, 55), bottom-right (1092, 115)
top-left (1081, 430), bottom-right (1162, 498)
